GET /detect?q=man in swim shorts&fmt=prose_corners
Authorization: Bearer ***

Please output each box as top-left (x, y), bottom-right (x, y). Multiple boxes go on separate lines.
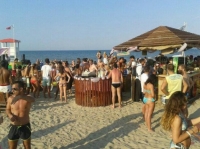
top-left (6, 81), bottom-right (35, 149)
top-left (107, 63), bottom-right (123, 108)
top-left (0, 60), bottom-right (12, 99)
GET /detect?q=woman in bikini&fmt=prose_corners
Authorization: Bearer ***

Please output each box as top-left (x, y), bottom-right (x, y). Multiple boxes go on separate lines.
top-left (63, 61), bottom-right (74, 95)
top-left (142, 74), bottom-right (157, 132)
top-left (54, 65), bottom-right (70, 102)
top-left (29, 64), bottom-right (40, 98)
top-left (161, 91), bottom-right (200, 149)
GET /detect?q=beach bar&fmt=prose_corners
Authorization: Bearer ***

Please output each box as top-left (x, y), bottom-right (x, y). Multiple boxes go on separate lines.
top-left (74, 77), bottom-right (112, 107)
top-left (113, 26), bottom-right (200, 102)
top-left (158, 70), bottom-right (200, 102)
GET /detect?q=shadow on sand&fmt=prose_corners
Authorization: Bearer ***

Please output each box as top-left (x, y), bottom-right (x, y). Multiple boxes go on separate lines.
top-left (62, 109), bottom-right (163, 149)
top-left (31, 120), bottom-right (75, 139)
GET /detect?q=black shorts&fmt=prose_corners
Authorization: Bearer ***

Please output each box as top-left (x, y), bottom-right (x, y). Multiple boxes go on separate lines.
top-left (112, 83), bottom-right (121, 88)
top-left (8, 123), bottom-right (31, 141)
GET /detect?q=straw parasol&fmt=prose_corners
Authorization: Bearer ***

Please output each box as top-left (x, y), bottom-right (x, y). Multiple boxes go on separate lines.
top-left (113, 26), bottom-right (200, 54)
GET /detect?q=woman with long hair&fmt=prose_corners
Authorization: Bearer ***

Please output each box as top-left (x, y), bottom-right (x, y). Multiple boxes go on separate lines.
top-left (161, 91), bottom-right (200, 149)
top-left (29, 63), bottom-right (40, 98)
top-left (54, 65), bottom-right (70, 102)
top-left (63, 61), bottom-right (74, 94)
top-left (142, 74), bottom-right (156, 132)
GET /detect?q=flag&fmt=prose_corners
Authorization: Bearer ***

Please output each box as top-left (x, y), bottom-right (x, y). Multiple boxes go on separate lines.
top-left (6, 26), bottom-right (12, 30)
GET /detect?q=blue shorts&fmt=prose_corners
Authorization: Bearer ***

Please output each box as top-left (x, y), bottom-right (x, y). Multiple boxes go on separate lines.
top-left (42, 77), bottom-right (51, 86)
top-left (143, 97), bottom-right (155, 104)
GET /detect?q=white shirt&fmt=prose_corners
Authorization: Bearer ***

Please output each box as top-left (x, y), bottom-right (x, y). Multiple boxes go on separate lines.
top-left (136, 63), bottom-right (143, 80)
top-left (141, 73), bottom-right (148, 92)
top-left (41, 64), bottom-right (52, 78)
top-left (103, 57), bottom-right (108, 64)
top-left (131, 61), bottom-right (136, 67)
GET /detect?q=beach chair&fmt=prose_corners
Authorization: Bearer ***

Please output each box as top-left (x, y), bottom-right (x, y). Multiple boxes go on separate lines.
top-left (0, 92), bottom-right (7, 112)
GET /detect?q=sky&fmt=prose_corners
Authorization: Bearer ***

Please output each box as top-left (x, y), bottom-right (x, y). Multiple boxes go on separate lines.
top-left (0, 0), bottom-right (200, 51)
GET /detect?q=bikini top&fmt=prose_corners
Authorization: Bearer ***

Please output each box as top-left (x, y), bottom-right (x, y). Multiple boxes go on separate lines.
top-left (143, 89), bottom-right (151, 94)
top-left (179, 113), bottom-right (188, 131)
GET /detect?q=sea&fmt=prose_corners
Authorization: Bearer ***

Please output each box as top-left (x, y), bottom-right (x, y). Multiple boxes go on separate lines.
top-left (19, 49), bottom-right (200, 64)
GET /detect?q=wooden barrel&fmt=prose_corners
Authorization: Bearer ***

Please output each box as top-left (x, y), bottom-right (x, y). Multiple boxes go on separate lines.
top-left (74, 77), bottom-right (112, 107)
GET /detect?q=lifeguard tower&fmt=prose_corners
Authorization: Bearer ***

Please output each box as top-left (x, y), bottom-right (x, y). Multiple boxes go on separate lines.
top-left (0, 38), bottom-right (20, 62)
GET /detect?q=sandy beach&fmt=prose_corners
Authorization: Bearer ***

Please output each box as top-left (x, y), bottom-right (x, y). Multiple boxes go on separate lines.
top-left (0, 90), bottom-right (200, 149)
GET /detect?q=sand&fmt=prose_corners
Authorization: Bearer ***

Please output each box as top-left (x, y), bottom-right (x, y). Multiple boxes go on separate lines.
top-left (0, 90), bottom-right (200, 149)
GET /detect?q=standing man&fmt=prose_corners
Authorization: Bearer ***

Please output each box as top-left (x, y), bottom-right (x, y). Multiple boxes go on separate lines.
top-left (0, 60), bottom-right (12, 99)
top-left (161, 64), bottom-right (188, 104)
top-left (6, 81), bottom-right (35, 149)
top-left (107, 63), bottom-right (123, 108)
top-left (89, 59), bottom-right (97, 73)
top-left (81, 58), bottom-right (90, 71)
top-left (41, 58), bottom-right (52, 98)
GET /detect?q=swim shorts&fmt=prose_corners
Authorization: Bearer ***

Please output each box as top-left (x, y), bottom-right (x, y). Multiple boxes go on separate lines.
top-left (42, 77), bottom-right (51, 87)
top-left (8, 123), bottom-right (31, 141)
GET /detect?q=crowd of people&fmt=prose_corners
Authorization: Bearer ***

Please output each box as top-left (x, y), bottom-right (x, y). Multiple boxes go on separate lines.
top-left (1, 51), bottom-right (200, 148)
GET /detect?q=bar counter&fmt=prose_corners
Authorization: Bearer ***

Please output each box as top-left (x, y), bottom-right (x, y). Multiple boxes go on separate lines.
top-left (74, 77), bottom-right (112, 107)
top-left (158, 71), bottom-right (200, 103)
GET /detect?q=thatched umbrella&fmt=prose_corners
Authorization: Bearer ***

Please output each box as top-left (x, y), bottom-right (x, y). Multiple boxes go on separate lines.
top-left (113, 26), bottom-right (200, 54)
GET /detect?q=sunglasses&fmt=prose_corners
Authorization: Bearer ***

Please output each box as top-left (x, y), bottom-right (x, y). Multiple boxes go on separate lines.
top-left (12, 88), bottom-right (18, 91)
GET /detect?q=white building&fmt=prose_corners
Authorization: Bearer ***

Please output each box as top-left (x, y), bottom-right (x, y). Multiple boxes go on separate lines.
top-left (0, 38), bottom-right (20, 62)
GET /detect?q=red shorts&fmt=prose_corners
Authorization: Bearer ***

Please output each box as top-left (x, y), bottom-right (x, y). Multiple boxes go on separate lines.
top-left (31, 80), bottom-right (37, 85)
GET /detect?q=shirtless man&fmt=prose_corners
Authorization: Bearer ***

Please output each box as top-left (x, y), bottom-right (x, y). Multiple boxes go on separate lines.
top-left (6, 81), bottom-right (35, 149)
top-left (89, 59), bottom-right (97, 73)
top-left (97, 59), bottom-right (104, 69)
top-left (81, 58), bottom-right (90, 72)
top-left (107, 63), bottom-right (123, 108)
top-left (0, 60), bottom-right (12, 99)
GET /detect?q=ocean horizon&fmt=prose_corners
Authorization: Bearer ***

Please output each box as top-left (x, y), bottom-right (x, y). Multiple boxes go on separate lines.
top-left (19, 48), bottom-right (200, 64)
